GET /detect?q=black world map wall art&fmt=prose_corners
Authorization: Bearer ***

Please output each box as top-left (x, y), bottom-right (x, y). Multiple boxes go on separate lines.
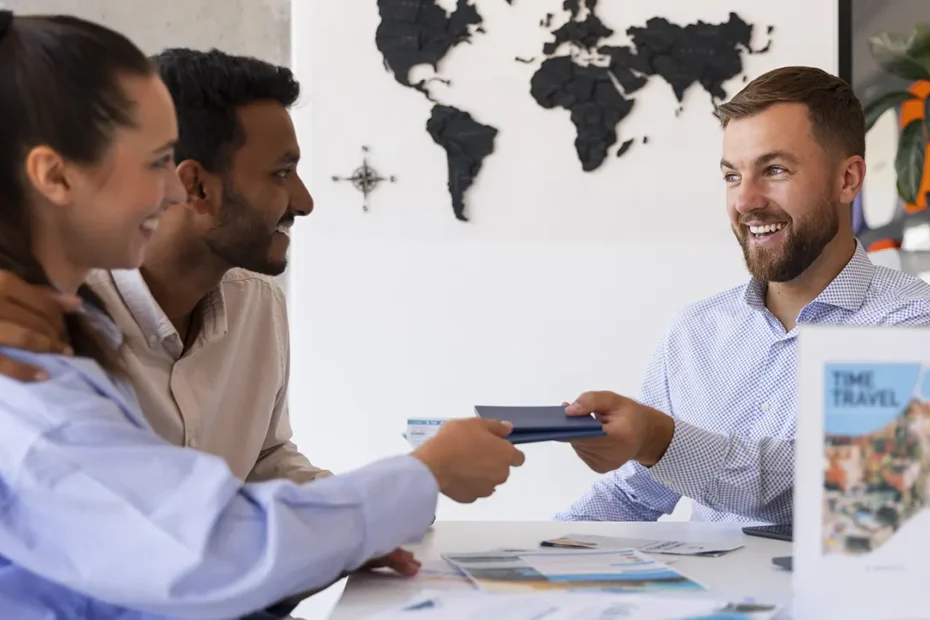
top-left (343, 0), bottom-right (775, 223)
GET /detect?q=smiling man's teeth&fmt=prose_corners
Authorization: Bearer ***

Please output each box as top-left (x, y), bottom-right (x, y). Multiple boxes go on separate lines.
top-left (275, 224), bottom-right (290, 237)
top-left (141, 217), bottom-right (159, 233)
top-left (749, 222), bottom-right (786, 236)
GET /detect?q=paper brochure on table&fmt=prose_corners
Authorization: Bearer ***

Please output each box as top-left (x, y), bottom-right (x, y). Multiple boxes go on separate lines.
top-left (542, 533), bottom-right (743, 556)
top-left (362, 590), bottom-right (783, 620)
top-left (795, 325), bottom-right (930, 620)
top-left (441, 548), bottom-right (705, 594)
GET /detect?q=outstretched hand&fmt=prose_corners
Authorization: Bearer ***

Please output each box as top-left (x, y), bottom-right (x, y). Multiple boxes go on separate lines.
top-left (562, 391), bottom-right (675, 473)
top-left (412, 417), bottom-right (525, 504)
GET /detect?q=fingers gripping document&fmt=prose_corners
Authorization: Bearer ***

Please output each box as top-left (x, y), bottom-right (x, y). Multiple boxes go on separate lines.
top-left (362, 590), bottom-right (783, 620)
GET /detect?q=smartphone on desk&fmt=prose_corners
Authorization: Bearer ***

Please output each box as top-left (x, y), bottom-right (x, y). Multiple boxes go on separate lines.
top-left (741, 524), bottom-right (792, 542)
top-left (772, 555), bottom-right (793, 571)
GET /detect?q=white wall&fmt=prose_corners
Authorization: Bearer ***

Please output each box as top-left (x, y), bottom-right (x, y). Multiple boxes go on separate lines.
top-left (288, 1), bottom-right (837, 617)
top-left (288, 0), bottom-right (837, 522)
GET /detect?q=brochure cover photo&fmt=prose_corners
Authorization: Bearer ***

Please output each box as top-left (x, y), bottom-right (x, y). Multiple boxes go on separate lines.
top-left (822, 362), bottom-right (930, 556)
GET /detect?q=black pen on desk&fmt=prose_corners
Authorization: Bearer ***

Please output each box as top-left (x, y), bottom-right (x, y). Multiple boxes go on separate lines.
top-left (539, 540), bottom-right (595, 549)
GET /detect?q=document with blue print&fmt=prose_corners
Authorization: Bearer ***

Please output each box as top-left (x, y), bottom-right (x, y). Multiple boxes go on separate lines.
top-left (795, 325), bottom-right (930, 620)
top-left (363, 590), bottom-right (783, 620)
top-left (441, 548), bottom-right (705, 594)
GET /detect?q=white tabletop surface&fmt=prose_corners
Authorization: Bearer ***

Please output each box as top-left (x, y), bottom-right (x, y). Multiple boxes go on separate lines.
top-left (323, 520), bottom-right (792, 619)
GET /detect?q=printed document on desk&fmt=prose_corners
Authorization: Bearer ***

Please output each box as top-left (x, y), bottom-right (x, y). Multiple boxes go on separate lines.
top-left (408, 558), bottom-right (474, 592)
top-left (442, 548), bottom-right (704, 594)
top-left (542, 533), bottom-right (743, 556)
top-left (795, 325), bottom-right (930, 620)
top-left (363, 590), bottom-right (784, 620)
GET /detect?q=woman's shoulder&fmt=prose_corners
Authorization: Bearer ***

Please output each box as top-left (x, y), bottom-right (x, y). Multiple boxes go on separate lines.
top-left (0, 348), bottom-right (140, 434)
top-left (0, 347), bottom-right (103, 387)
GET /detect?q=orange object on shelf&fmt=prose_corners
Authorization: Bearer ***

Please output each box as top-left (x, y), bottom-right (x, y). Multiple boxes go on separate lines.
top-left (866, 238), bottom-right (902, 252)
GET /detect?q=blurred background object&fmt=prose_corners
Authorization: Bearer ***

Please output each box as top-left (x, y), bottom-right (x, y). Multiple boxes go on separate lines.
top-left (841, 0), bottom-right (930, 280)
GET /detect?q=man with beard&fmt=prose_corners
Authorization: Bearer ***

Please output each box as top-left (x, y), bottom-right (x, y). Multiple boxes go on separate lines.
top-left (555, 66), bottom-right (930, 524)
top-left (0, 48), bottom-right (427, 589)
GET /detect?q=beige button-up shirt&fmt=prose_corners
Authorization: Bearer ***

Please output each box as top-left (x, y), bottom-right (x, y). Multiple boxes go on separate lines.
top-left (86, 268), bottom-right (330, 483)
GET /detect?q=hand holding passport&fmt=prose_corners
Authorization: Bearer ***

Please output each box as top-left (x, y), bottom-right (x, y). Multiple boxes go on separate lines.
top-left (474, 393), bottom-right (675, 472)
top-left (474, 405), bottom-right (606, 444)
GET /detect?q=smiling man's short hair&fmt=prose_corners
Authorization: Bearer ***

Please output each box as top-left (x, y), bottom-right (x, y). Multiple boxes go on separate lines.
top-left (715, 66), bottom-right (865, 161)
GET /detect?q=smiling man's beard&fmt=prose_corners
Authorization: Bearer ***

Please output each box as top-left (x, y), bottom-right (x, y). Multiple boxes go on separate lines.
top-left (734, 196), bottom-right (840, 283)
top-left (202, 180), bottom-right (291, 276)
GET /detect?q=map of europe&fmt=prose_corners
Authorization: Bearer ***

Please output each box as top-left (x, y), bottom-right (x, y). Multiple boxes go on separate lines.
top-left (374, 0), bottom-right (773, 221)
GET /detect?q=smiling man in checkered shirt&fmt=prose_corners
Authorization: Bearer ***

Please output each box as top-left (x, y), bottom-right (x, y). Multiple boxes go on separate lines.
top-left (556, 66), bottom-right (930, 524)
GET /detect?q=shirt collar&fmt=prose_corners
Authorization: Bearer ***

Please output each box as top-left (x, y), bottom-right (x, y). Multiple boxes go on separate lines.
top-left (107, 269), bottom-right (229, 348)
top-left (743, 239), bottom-right (876, 312)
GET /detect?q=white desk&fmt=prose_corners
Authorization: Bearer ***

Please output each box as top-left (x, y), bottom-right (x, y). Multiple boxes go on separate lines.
top-left (325, 521), bottom-right (792, 619)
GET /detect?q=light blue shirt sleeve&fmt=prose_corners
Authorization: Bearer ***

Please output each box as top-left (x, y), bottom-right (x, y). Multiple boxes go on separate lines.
top-left (555, 335), bottom-right (682, 522)
top-left (647, 420), bottom-right (794, 523)
top-left (643, 299), bottom-right (930, 524)
top-left (0, 361), bottom-right (439, 619)
top-left (556, 323), bottom-right (791, 524)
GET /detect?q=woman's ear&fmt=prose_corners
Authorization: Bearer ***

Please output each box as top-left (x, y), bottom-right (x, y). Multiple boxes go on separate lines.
top-left (24, 146), bottom-right (72, 206)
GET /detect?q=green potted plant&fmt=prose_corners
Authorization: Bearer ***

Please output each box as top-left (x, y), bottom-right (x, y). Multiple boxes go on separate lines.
top-left (864, 23), bottom-right (930, 205)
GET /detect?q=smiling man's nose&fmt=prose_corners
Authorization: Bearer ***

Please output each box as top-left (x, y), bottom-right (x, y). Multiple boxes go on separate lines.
top-left (290, 175), bottom-right (313, 217)
top-left (733, 180), bottom-right (767, 214)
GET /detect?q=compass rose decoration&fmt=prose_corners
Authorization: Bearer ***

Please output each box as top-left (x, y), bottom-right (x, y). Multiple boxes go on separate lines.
top-left (331, 145), bottom-right (397, 212)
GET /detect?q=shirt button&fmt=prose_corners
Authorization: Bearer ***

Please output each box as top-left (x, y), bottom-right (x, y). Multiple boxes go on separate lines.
top-left (148, 334), bottom-right (159, 345)
top-left (775, 341), bottom-right (784, 349)
top-left (187, 437), bottom-right (198, 448)
top-left (761, 402), bottom-right (771, 412)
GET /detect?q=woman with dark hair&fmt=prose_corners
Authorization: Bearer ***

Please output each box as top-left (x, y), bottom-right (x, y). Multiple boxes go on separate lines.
top-left (0, 10), bottom-right (524, 620)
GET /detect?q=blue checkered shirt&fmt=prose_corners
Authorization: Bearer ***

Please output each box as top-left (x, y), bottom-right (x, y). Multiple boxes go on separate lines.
top-left (556, 241), bottom-right (930, 523)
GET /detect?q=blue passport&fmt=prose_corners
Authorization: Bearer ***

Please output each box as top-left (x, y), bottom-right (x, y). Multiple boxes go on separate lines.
top-left (474, 405), bottom-right (606, 444)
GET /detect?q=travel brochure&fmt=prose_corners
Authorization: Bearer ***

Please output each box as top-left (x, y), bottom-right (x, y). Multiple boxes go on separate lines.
top-left (441, 548), bottom-right (705, 594)
top-left (795, 325), bottom-right (930, 619)
top-left (366, 549), bottom-right (784, 619)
